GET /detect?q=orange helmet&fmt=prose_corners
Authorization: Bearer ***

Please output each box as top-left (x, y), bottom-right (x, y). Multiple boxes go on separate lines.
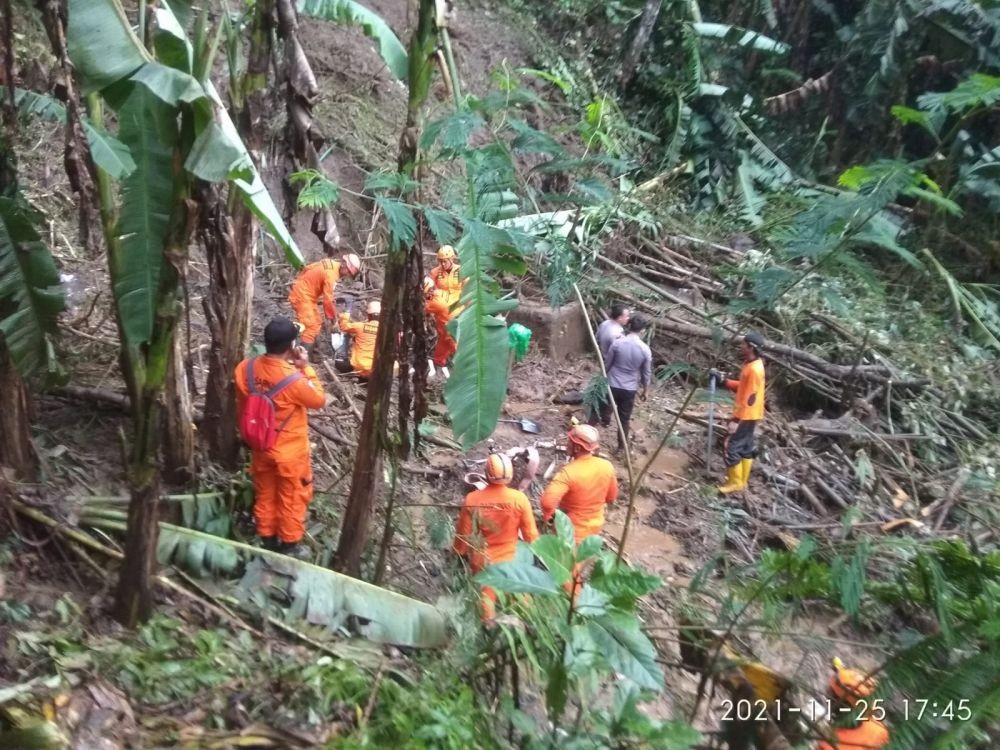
top-left (367, 299), bottom-right (382, 316)
top-left (567, 424), bottom-right (599, 453)
top-left (829, 658), bottom-right (878, 706)
top-left (342, 253), bottom-right (362, 276)
top-left (437, 245), bottom-right (456, 262)
top-left (485, 453), bottom-right (513, 485)
top-left (422, 276), bottom-right (436, 295)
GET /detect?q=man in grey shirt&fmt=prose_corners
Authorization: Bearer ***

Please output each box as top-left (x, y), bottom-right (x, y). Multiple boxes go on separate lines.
top-left (602, 315), bottom-right (652, 451)
top-left (596, 303), bottom-right (630, 360)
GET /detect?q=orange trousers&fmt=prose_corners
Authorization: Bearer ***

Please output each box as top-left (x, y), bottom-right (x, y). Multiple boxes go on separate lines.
top-left (432, 332), bottom-right (457, 367)
top-left (289, 290), bottom-right (323, 345)
top-left (250, 451), bottom-right (314, 543)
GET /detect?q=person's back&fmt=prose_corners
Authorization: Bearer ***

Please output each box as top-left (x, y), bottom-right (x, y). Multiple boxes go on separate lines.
top-left (292, 260), bottom-right (338, 301)
top-left (597, 318), bottom-right (624, 360)
top-left (541, 453), bottom-right (618, 543)
top-left (454, 484), bottom-right (538, 571)
top-left (234, 354), bottom-right (326, 460)
top-left (816, 718), bottom-right (890, 750)
top-left (606, 333), bottom-right (652, 391)
top-left (338, 311), bottom-right (380, 376)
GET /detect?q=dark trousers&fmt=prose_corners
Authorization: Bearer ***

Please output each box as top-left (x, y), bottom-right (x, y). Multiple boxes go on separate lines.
top-left (597, 387), bottom-right (637, 447)
top-left (724, 420), bottom-right (757, 467)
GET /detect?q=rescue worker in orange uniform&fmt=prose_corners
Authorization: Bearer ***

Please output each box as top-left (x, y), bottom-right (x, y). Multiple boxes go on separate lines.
top-left (338, 299), bottom-right (381, 379)
top-left (429, 245), bottom-right (464, 308)
top-left (288, 253), bottom-right (362, 351)
top-left (423, 276), bottom-right (459, 368)
top-left (815, 658), bottom-right (890, 750)
top-left (453, 453), bottom-right (539, 622)
top-left (234, 317), bottom-right (326, 558)
top-left (710, 331), bottom-right (765, 494)
top-left (540, 424), bottom-right (619, 545)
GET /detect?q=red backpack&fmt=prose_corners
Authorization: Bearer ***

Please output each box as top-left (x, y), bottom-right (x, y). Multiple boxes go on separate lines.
top-left (239, 357), bottom-right (305, 451)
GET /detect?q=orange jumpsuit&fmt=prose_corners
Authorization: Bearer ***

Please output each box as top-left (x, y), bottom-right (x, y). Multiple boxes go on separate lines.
top-left (725, 358), bottom-right (765, 421)
top-left (338, 312), bottom-right (379, 377)
top-left (234, 355), bottom-right (326, 543)
top-left (540, 454), bottom-right (619, 544)
top-left (288, 260), bottom-right (344, 344)
top-left (453, 484), bottom-right (539, 619)
top-left (425, 291), bottom-right (458, 366)
top-left (430, 263), bottom-right (464, 308)
top-left (816, 719), bottom-right (890, 750)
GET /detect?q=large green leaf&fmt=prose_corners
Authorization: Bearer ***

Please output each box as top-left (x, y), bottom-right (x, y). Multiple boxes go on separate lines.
top-left (13, 89), bottom-right (136, 178)
top-left (114, 86), bottom-right (176, 345)
top-left (152, 524), bottom-right (447, 648)
top-left (67, 0), bottom-right (148, 93)
top-left (691, 22), bottom-right (790, 54)
top-left (476, 547), bottom-right (561, 596)
top-left (586, 614), bottom-right (663, 690)
top-left (296, 0), bottom-right (408, 81)
top-left (0, 197), bottom-right (65, 379)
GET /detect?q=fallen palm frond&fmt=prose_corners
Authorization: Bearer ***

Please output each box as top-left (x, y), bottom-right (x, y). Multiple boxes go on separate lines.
top-left (17, 501), bottom-right (447, 650)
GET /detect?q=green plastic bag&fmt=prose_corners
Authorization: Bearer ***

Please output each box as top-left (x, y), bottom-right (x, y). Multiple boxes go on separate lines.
top-left (508, 323), bottom-right (532, 362)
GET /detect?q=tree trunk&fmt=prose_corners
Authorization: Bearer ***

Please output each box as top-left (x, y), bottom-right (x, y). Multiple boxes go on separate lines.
top-left (163, 332), bottom-right (194, 484)
top-left (333, 0), bottom-right (437, 577)
top-left (0, 340), bottom-right (35, 478)
top-left (619, 0), bottom-right (662, 89)
top-left (202, 0), bottom-right (270, 468)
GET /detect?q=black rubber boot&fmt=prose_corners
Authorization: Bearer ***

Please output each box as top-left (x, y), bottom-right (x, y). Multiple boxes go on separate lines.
top-left (279, 541), bottom-right (311, 560)
top-left (259, 536), bottom-right (279, 551)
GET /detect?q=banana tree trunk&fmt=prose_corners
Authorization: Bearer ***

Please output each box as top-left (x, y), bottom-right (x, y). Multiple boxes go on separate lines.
top-left (114, 151), bottom-right (192, 627)
top-left (0, 340), bottom-right (35, 478)
top-left (163, 331), bottom-right (194, 484)
top-left (333, 0), bottom-right (437, 577)
top-left (202, 0), bottom-right (270, 467)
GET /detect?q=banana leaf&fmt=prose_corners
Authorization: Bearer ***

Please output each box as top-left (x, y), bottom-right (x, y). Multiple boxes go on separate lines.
top-left (0, 196), bottom-right (65, 380)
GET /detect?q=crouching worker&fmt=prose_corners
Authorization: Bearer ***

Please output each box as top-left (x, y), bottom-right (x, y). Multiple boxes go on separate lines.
top-left (453, 453), bottom-right (539, 622)
top-left (815, 658), bottom-right (890, 750)
top-left (235, 317), bottom-right (326, 558)
top-left (288, 253), bottom-right (362, 353)
top-left (338, 300), bottom-right (381, 379)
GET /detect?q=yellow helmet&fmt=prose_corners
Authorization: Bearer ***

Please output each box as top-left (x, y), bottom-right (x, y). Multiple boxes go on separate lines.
top-left (342, 253), bottom-right (362, 276)
top-left (567, 424), bottom-right (600, 452)
top-left (367, 299), bottom-right (382, 316)
top-left (422, 276), bottom-right (436, 295)
top-left (437, 245), bottom-right (456, 262)
top-left (829, 658), bottom-right (878, 706)
top-left (485, 453), bottom-right (513, 485)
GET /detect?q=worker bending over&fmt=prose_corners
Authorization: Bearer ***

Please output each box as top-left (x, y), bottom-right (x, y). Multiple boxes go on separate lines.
top-left (430, 245), bottom-right (464, 307)
top-left (423, 276), bottom-right (459, 369)
top-left (338, 300), bottom-right (381, 379)
top-left (816, 658), bottom-right (890, 750)
top-left (540, 425), bottom-right (619, 544)
top-left (453, 453), bottom-right (539, 622)
top-left (288, 253), bottom-right (362, 351)
top-left (235, 317), bottom-right (326, 558)
top-left (710, 331), bottom-right (765, 494)
top-left (603, 315), bottom-right (652, 452)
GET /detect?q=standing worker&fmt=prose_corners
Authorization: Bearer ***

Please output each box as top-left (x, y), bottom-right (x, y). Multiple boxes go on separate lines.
top-left (540, 425), bottom-right (619, 545)
top-left (234, 317), bottom-right (326, 558)
top-left (430, 245), bottom-right (464, 307)
top-left (288, 253), bottom-right (362, 353)
top-left (423, 276), bottom-right (459, 373)
top-left (710, 332), bottom-right (765, 494)
top-left (338, 300), bottom-right (381, 379)
top-left (597, 302), bottom-right (630, 360)
top-left (602, 315), bottom-right (652, 451)
top-left (815, 658), bottom-right (890, 750)
top-left (453, 453), bottom-right (539, 622)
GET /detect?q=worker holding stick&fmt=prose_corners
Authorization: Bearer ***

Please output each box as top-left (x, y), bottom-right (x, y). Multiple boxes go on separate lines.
top-left (710, 332), bottom-right (765, 494)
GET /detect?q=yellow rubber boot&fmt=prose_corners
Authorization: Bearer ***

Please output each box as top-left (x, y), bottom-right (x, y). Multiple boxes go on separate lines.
top-left (718, 464), bottom-right (743, 494)
top-left (740, 458), bottom-right (754, 488)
